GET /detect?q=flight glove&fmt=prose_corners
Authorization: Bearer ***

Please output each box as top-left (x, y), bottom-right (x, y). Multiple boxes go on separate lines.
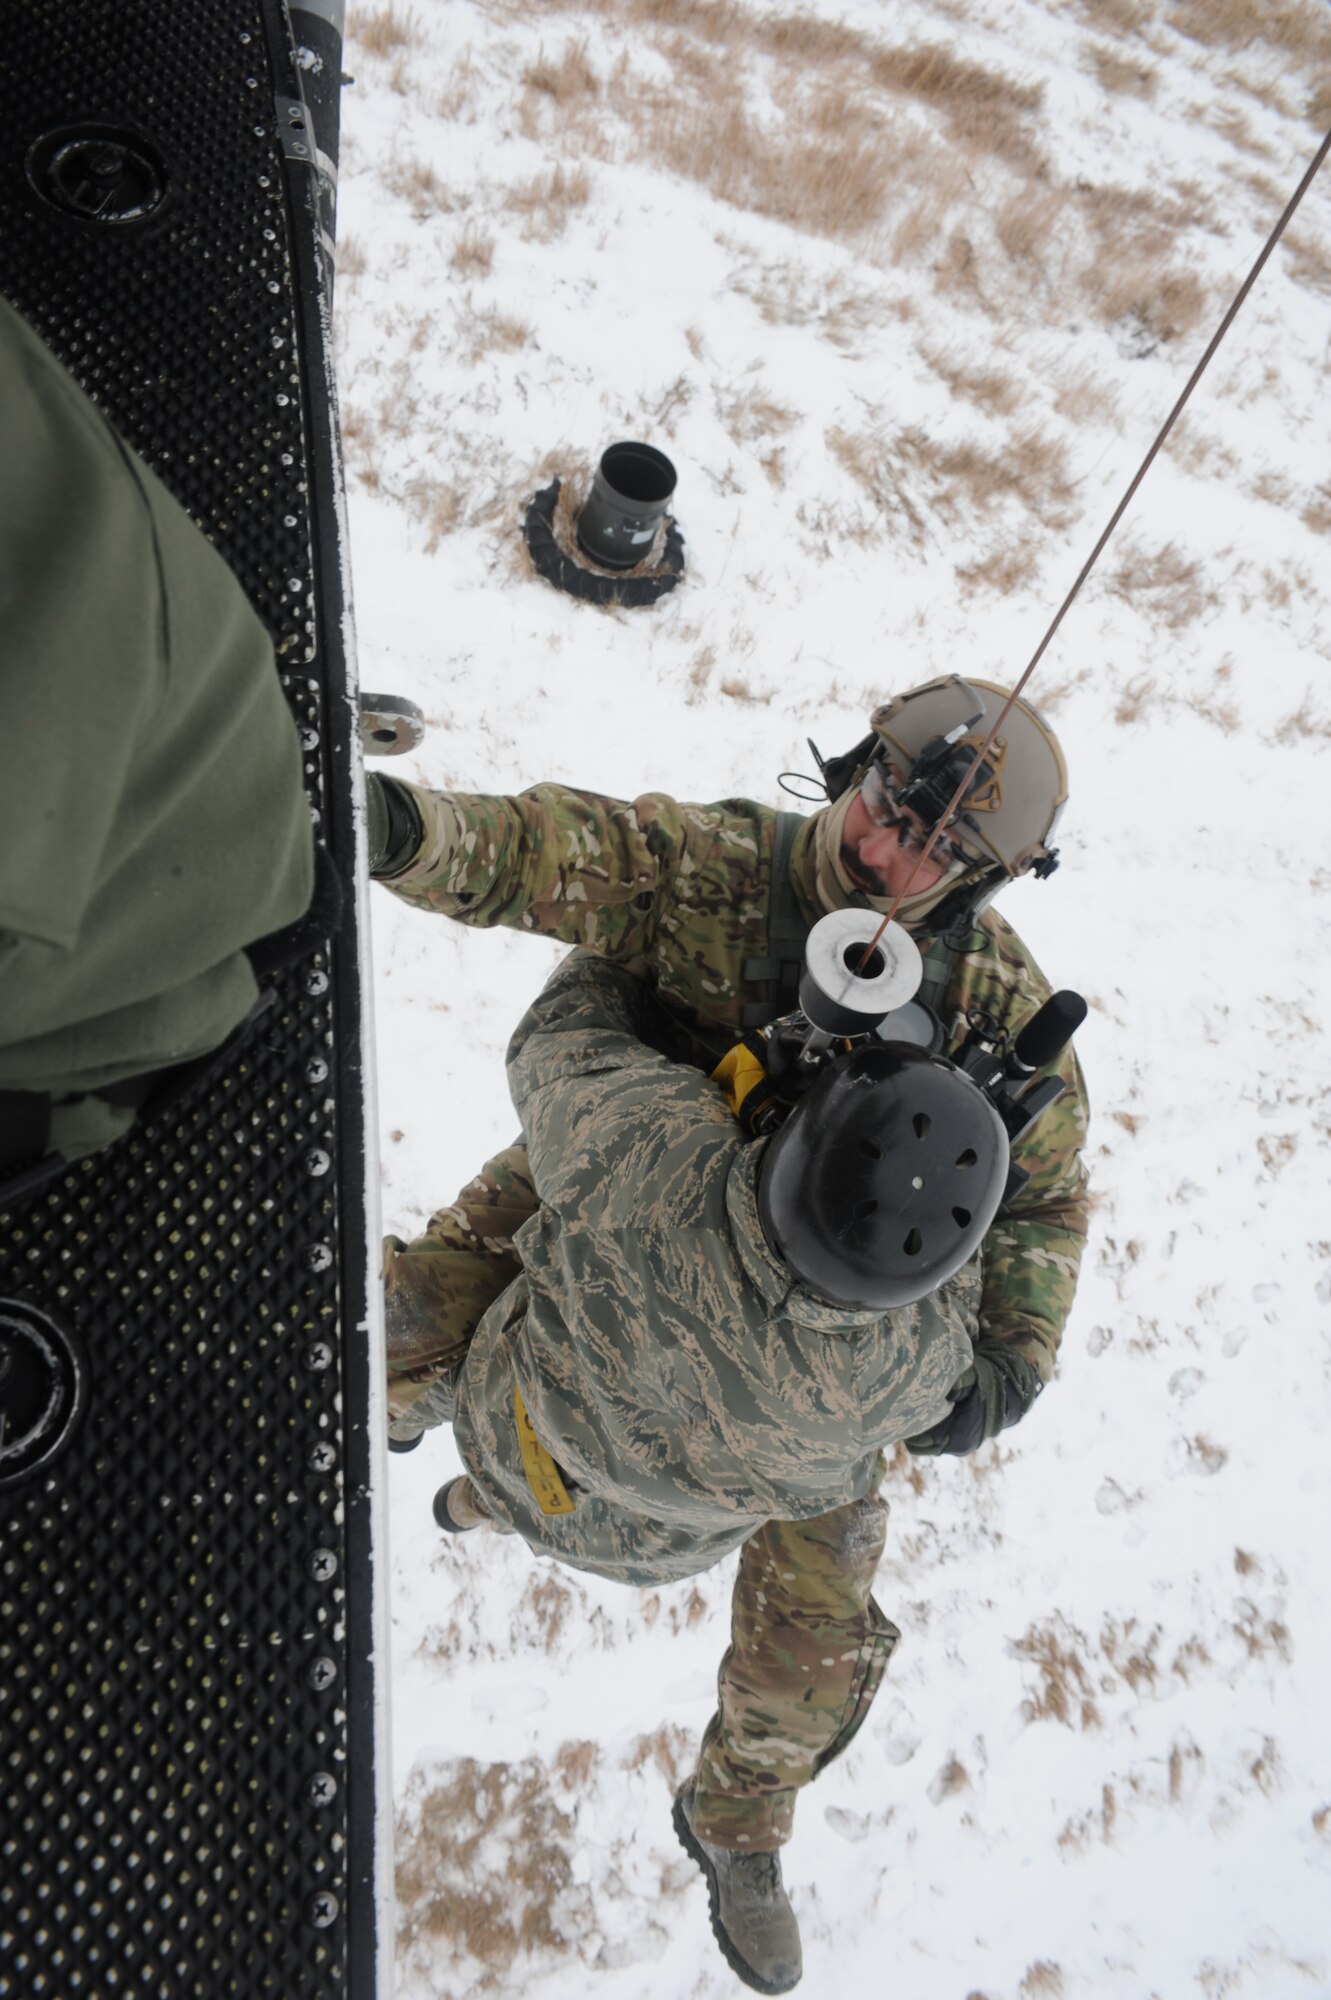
top-left (906, 1341), bottom-right (1042, 1457)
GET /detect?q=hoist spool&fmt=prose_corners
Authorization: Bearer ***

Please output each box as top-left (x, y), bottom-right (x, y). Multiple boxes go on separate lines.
top-left (856, 117), bottom-right (1331, 971)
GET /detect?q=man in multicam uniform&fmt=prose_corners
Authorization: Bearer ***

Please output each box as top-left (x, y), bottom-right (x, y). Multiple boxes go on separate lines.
top-left (368, 676), bottom-right (1089, 1994)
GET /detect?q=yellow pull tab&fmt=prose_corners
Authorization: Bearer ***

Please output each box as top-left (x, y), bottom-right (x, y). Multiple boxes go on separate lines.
top-left (712, 1040), bottom-right (768, 1118)
top-left (514, 1385), bottom-right (576, 1517)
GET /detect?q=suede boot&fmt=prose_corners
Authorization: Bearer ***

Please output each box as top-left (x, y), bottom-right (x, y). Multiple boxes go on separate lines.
top-left (673, 1782), bottom-right (802, 1994)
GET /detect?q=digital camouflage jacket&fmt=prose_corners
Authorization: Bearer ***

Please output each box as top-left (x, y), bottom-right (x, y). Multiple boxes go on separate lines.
top-left (451, 949), bottom-right (979, 1584)
top-left (389, 783), bottom-right (1089, 1382)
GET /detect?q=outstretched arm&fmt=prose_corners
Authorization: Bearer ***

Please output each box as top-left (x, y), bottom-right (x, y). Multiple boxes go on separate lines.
top-left (374, 780), bottom-right (699, 967)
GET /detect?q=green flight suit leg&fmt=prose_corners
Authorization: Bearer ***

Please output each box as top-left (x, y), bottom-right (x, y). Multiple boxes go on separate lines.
top-left (383, 1142), bottom-right (537, 1423)
top-left (691, 1480), bottom-right (900, 1852)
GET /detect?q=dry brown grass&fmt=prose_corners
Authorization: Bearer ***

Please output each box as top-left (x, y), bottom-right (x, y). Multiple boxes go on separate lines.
top-left (1105, 540), bottom-right (1212, 631)
top-left (1270, 694), bottom-right (1331, 745)
top-left (1031, 665), bottom-right (1093, 712)
top-left (524, 35), bottom-right (600, 101)
top-left (1113, 674), bottom-right (1157, 725)
top-left (922, 346), bottom-right (1023, 418)
top-left (1050, 361), bottom-right (1122, 429)
top-left (1068, 0), bottom-right (1155, 31)
top-left (993, 184), bottom-right (1072, 268)
top-left (621, 1722), bottom-right (694, 1787)
top-left (686, 644), bottom-right (717, 704)
top-left (715, 384), bottom-right (800, 449)
top-left (505, 1), bottom-right (1046, 245)
top-left (1302, 483), bottom-right (1331, 536)
top-left (520, 0), bottom-right (1048, 163)
top-left (453, 300), bottom-right (534, 365)
top-left (1094, 256), bottom-right (1209, 345)
top-left (407, 476), bottom-right (464, 552)
top-left (1165, 418), bottom-right (1240, 481)
top-left (383, 152), bottom-right (458, 217)
top-left (396, 1757), bottom-right (591, 1980)
top-left (1085, 41), bottom-right (1159, 96)
top-left (645, 84), bottom-right (895, 243)
top-left (726, 251), bottom-right (907, 351)
top-left (955, 542), bottom-right (1041, 596)
top-left (450, 221), bottom-right (495, 275)
top-left (1284, 224), bottom-right (1331, 298)
top-left (350, 1), bottom-right (419, 56)
top-left (436, 49), bottom-right (479, 121)
top-left (1168, 0), bottom-right (1331, 65)
top-left (1020, 1964), bottom-right (1066, 1998)
top-left (505, 162), bottom-right (593, 240)
top-left (1247, 470), bottom-right (1295, 509)
top-left (338, 233), bottom-right (368, 280)
top-left (1209, 103), bottom-right (1278, 158)
top-left (720, 675), bottom-right (772, 704)
top-left (1011, 1617), bottom-right (1102, 1729)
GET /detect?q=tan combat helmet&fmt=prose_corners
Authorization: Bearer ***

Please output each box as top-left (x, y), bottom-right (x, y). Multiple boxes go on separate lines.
top-left (868, 674), bottom-right (1068, 882)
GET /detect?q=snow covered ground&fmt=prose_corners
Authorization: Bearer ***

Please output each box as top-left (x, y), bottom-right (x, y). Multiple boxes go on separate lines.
top-left (334, 1), bottom-right (1331, 1993)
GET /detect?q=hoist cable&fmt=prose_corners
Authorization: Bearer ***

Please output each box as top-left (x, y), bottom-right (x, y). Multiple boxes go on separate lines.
top-left (858, 119), bottom-right (1331, 966)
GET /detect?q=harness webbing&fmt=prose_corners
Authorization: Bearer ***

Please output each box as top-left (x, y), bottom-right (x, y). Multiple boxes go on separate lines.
top-left (740, 811), bottom-right (809, 1027)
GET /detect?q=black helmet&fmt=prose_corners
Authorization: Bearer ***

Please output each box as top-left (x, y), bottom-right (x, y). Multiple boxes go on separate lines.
top-left (756, 1044), bottom-right (1009, 1309)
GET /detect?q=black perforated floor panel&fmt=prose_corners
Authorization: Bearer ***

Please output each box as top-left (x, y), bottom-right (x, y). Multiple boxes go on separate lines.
top-left (0, 6), bottom-right (386, 1996)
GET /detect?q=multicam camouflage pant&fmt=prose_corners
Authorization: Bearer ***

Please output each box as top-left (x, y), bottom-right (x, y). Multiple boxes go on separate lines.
top-left (384, 1145), bottom-right (900, 1852)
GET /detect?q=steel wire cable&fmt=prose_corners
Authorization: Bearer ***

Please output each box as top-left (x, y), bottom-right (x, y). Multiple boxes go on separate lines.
top-left (859, 120), bottom-right (1331, 965)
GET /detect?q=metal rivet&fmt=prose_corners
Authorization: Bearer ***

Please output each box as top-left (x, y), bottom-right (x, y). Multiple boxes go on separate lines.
top-left (303, 1341), bottom-right (334, 1371)
top-left (306, 1890), bottom-right (339, 1928)
top-left (307, 1548), bottom-right (338, 1582)
top-left (306, 1772), bottom-right (338, 1809)
top-left (307, 1655), bottom-right (337, 1692)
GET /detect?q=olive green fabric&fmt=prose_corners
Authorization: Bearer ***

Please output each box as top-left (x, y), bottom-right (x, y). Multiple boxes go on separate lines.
top-left (0, 296), bottom-right (313, 1109)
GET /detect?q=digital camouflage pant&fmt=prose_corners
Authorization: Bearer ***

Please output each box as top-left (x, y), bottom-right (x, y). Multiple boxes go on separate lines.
top-left (384, 1143), bottom-right (899, 1852)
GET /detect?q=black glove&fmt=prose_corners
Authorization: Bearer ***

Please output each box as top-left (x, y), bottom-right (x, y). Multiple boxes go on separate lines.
top-left (906, 1342), bottom-right (1042, 1458)
top-left (366, 772), bottom-right (424, 879)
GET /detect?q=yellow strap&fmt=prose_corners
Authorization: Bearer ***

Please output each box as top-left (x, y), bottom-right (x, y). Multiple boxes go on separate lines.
top-left (711, 1040), bottom-right (768, 1118)
top-left (513, 1385), bottom-right (576, 1516)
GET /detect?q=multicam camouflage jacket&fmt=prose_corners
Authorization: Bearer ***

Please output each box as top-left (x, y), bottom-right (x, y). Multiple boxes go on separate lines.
top-left (389, 782), bottom-right (1090, 1383)
top-left (451, 949), bottom-right (979, 1584)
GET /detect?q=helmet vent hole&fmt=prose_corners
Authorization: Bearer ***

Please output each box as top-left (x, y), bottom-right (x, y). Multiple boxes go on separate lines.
top-left (903, 1227), bottom-right (923, 1256)
top-left (858, 1139), bottom-right (882, 1161)
top-left (952, 1206), bottom-right (972, 1228)
top-left (913, 1113), bottom-right (931, 1139)
top-left (956, 1147), bottom-right (977, 1168)
top-left (852, 1198), bottom-right (879, 1220)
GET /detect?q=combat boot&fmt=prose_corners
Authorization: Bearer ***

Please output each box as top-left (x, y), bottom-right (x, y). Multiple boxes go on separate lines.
top-left (672, 1782), bottom-right (802, 1994)
top-left (432, 1475), bottom-right (512, 1535)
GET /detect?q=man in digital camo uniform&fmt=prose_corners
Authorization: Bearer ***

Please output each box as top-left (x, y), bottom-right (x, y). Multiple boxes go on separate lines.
top-left (368, 677), bottom-right (1089, 1994)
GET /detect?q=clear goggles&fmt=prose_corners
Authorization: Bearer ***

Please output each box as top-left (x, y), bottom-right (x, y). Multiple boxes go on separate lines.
top-left (859, 761), bottom-right (961, 865)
